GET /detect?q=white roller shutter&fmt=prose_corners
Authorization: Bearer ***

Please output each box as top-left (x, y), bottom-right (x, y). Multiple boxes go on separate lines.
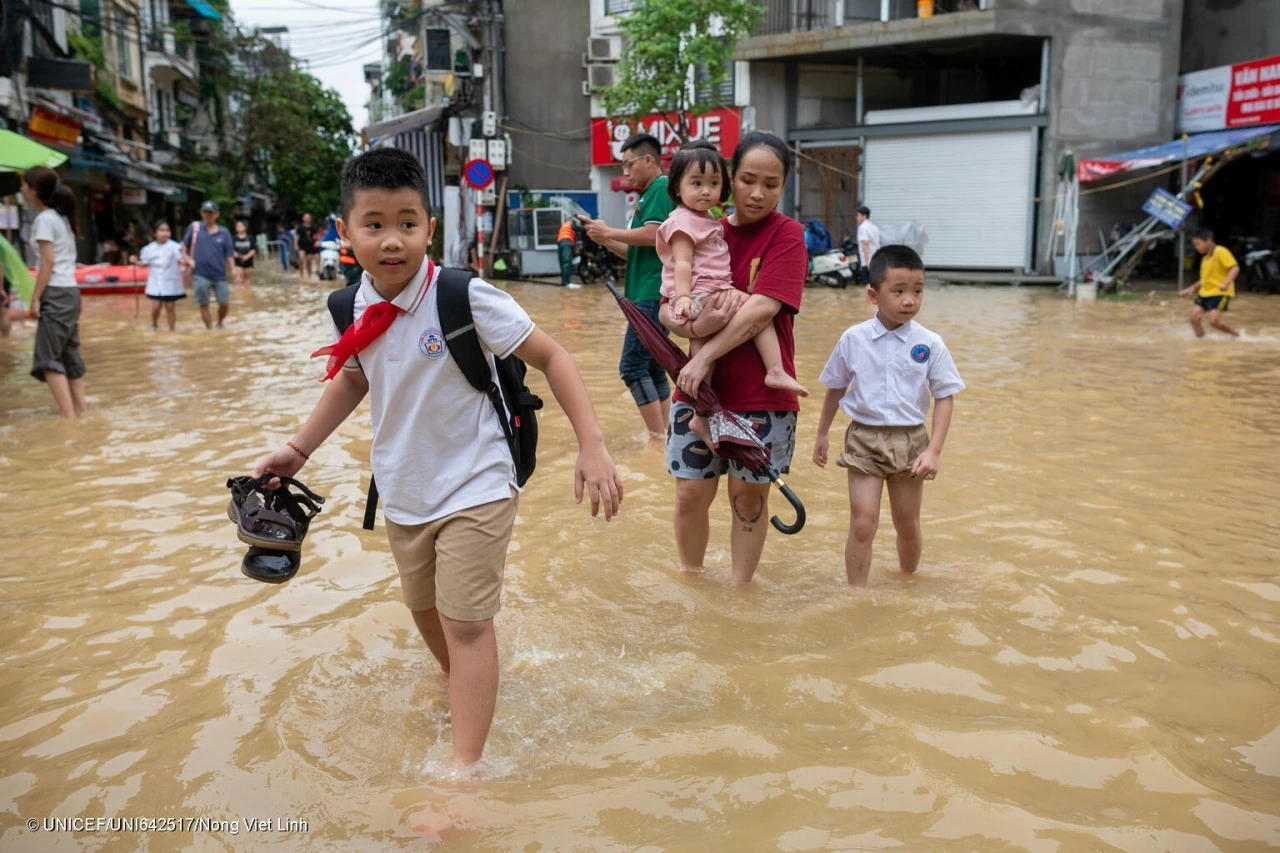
top-left (864, 129), bottom-right (1036, 269)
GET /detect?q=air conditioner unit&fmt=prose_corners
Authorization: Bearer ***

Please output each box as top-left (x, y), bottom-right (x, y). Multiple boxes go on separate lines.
top-left (587, 64), bottom-right (616, 90)
top-left (587, 36), bottom-right (622, 62)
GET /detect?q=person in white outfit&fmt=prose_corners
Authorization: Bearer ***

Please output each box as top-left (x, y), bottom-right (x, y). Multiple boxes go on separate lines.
top-left (855, 204), bottom-right (882, 278)
top-left (132, 220), bottom-right (186, 331)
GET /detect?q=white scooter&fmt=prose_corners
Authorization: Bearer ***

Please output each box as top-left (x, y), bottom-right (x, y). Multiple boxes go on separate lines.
top-left (317, 240), bottom-right (341, 282)
top-left (807, 239), bottom-right (858, 288)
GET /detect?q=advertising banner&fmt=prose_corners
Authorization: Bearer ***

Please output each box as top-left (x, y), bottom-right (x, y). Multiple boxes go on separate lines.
top-left (591, 107), bottom-right (741, 166)
top-left (1177, 54), bottom-right (1280, 133)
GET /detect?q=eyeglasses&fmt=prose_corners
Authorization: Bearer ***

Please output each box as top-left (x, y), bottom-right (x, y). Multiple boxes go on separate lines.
top-left (621, 156), bottom-right (646, 169)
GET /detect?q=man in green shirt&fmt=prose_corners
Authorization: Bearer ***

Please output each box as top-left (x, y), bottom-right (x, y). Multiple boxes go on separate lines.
top-left (583, 133), bottom-right (675, 439)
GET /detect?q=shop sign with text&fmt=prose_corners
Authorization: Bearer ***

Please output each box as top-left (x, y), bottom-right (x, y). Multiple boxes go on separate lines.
top-left (28, 108), bottom-right (81, 146)
top-left (591, 107), bottom-right (741, 166)
top-left (1177, 54), bottom-right (1280, 132)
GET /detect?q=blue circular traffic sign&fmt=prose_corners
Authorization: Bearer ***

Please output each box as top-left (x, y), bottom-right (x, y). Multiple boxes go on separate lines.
top-left (463, 159), bottom-right (494, 190)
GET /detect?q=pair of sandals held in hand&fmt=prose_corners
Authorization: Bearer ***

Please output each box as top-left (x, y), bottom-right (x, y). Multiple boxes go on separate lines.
top-left (226, 473), bottom-right (325, 583)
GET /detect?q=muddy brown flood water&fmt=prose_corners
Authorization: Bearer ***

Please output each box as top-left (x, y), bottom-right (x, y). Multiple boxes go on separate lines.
top-left (1, 273), bottom-right (1278, 852)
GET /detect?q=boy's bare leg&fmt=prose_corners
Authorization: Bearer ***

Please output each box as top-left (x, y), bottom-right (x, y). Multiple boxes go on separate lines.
top-left (440, 614), bottom-right (498, 766)
top-left (69, 377), bottom-right (86, 416)
top-left (217, 302), bottom-right (229, 328)
top-left (44, 371), bottom-right (77, 417)
top-left (673, 476), bottom-right (718, 570)
top-left (1189, 305), bottom-right (1205, 338)
top-left (727, 477), bottom-right (771, 585)
top-left (886, 478), bottom-right (925, 575)
top-left (846, 472), bottom-right (884, 585)
top-left (752, 323), bottom-right (809, 397)
top-left (1206, 308), bottom-right (1239, 337)
top-left (411, 607), bottom-right (451, 674)
top-left (199, 304), bottom-right (213, 329)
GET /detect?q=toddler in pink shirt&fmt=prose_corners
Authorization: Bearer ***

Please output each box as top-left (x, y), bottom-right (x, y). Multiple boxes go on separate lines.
top-left (657, 140), bottom-right (808, 398)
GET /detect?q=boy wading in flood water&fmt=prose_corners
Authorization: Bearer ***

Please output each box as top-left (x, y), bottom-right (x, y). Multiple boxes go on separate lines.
top-left (812, 246), bottom-right (964, 586)
top-left (1178, 228), bottom-right (1241, 338)
top-left (250, 149), bottom-right (623, 767)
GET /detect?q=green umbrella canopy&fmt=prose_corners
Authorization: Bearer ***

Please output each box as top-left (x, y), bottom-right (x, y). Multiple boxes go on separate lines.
top-left (0, 129), bottom-right (69, 172)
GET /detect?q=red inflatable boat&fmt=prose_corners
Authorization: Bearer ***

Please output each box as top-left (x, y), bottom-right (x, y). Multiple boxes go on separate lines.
top-left (25, 264), bottom-right (147, 295)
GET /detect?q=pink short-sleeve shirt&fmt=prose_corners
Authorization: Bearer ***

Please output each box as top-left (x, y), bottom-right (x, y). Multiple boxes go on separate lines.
top-left (656, 206), bottom-right (735, 300)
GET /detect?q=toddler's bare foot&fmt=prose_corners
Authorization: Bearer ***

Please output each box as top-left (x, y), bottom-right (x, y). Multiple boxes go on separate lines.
top-left (765, 369), bottom-right (809, 397)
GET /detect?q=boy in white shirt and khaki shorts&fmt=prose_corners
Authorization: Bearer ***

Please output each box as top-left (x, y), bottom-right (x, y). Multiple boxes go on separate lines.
top-left (812, 245), bottom-right (965, 586)
top-left (251, 149), bottom-right (624, 768)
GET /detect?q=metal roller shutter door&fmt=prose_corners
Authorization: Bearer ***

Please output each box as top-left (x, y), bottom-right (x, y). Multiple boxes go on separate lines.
top-left (863, 129), bottom-right (1035, 269)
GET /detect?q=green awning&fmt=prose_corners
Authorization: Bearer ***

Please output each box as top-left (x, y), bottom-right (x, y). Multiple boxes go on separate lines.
top-left (183, 0), bottom-right (222, 20)
top-left (0, 129), bottom-right (69, 171)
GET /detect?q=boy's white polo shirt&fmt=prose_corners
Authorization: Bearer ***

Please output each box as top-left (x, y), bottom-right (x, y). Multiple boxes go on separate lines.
top-left (333, 260), bottom-right (535, 525)
top-left (818, 314), bottom-right (964, 427)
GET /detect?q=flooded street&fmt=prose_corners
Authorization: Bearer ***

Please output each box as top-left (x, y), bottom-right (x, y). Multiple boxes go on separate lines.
top-left (1, 272), bottom-right (1278, 851)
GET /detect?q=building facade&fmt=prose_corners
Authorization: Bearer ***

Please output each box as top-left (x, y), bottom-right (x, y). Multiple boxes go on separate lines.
top-left (735, 0), bottom-right (1186, 272)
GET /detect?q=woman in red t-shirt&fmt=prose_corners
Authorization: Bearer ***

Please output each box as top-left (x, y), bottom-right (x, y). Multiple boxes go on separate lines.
top-left (659, 132), bottom-right (808, 584)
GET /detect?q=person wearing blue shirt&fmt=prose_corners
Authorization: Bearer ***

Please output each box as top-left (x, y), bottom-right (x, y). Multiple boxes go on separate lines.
top-left (182, 200), bottom-right (236, 329)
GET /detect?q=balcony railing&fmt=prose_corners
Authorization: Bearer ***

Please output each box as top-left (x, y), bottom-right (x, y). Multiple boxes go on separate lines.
top-left (757, 0), bottom-right (987, 34)
top-left (605, 0), bottom-right (635, 15)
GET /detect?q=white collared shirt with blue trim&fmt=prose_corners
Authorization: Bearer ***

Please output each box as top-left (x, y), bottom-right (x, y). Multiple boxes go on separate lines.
top-left (818, 314), bottom-right (965, 427)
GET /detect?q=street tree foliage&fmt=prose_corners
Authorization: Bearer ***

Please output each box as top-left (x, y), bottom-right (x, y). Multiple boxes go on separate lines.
top-left (197, 31), bottom-right (356, 217)
top-left (599, 0), bottom-right (762, 141)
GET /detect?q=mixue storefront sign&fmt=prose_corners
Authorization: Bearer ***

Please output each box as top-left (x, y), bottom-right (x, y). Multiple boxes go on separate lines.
top-left (1177, 54), bottom-right (1280, 133)
top-left (591, 107), bottom-right (741, 166)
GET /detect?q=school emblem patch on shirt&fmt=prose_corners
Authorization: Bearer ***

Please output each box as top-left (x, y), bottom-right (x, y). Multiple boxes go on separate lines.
top-left (419, 329), bottom-right (446, 359)
top-left (911, 344), bottom-right (930, 363)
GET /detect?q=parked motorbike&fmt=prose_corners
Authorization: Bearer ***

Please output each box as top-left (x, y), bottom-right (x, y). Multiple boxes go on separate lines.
top-left (807, 237), bottom-right (860, 288)
top-left (317, 240), bottom-right (341, 282)
top-left (1239, 237), bottom-right (1280, 294)
top-left (576, 234), bottom-right (622, 286)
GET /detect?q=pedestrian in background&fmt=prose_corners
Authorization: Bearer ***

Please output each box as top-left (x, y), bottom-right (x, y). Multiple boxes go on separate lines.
top-left (21, 166), bottom-right (86, 417)
top-left (856, 205), bottom-right (882, 281)
top-left (132, 220), bottom-right (185, 331)
top-left (182, 200), bottom-right (235, 329)
top-left (294, 212), bottom-right (316, 280)
top-left (233, 220), bottom-right (256, 286)
top-left (556, 218), bottom-right (577, 286)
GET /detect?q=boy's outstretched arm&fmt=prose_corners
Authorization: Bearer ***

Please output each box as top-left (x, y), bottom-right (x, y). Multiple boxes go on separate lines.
top-left (253, 368), bottom-right (369, 487)
top-left (514, 329), bottom-right (623, 520)
top-left (812, 388), bottom-right (844, 468)
top-left (910, 395), bottom-right (955, 479)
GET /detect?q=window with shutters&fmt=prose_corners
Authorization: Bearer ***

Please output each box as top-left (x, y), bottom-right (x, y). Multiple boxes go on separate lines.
top-left (695, 56), bottom-right (734, 108)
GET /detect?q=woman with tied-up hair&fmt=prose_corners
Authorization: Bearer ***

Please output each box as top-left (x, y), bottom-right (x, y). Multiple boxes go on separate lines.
top-left (22, 166), bottom-right (86, 417)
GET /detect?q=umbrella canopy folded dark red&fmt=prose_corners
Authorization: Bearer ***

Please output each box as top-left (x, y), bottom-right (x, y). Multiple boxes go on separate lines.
top-left (604, 280), bottom-right (805, 534)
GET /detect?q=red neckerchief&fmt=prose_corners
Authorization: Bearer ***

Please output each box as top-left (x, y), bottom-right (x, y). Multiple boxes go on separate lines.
top-left (311, 260), bottom-right (435, 381)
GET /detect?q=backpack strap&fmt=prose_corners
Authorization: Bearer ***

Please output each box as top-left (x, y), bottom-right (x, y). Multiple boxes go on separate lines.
top-left (326, 282), bottom-right (359, 334)
top-left (436, 267), bottom-right (492, 394)
top-left (437, 267), bottom-right (518, 450)
top-left (324, 282), bottom-right (379, 527)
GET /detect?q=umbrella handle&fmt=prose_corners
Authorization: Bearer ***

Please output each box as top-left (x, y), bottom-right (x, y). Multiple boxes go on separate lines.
top-left (769, 478), bottom-right (806, 535)
top-left (603, 279), bottom-right (624, 302)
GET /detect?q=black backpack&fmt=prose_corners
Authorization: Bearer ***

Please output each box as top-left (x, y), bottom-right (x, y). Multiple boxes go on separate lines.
top-left (327, 267), bottom-right (543, 530)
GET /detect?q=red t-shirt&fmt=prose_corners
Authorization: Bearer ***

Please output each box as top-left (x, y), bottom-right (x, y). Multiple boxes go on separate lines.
top-left (674, 210), bottom-right (807, 412)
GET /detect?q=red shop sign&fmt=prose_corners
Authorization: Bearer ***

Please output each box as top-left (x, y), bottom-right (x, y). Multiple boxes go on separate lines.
top-left (591, 107), bottom-right (741, 167)
top-left (1225, 55), bottom-right (1280, 128)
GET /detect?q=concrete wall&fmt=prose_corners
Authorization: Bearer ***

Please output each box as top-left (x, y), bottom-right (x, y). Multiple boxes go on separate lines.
top-left (1180, 0), bottom-right (1280, 72)
top-left (749, 61), bottom-right (790, 137)
top-left (996, 0), bottom-right (1186, 271)
top-left (504, 0), bottom-right (592, 189)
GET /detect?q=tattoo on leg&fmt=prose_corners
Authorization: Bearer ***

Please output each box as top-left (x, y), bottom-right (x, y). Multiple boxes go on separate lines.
top-left (745, 323), bottom-right (760, 340)
top-left (732, 494), bottom-right (765, 532)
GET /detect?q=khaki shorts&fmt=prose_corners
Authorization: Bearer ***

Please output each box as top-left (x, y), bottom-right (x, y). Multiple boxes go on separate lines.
top-left (837, 422), bottom-right (930, 481)
top-left (384, 492), bottom-right (518, 621)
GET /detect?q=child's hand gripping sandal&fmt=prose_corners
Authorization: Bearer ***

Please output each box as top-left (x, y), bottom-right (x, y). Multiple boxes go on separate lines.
top-left (226, 473), bottom-right (325, 559)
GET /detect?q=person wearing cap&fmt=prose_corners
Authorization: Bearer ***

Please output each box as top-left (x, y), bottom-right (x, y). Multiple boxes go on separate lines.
top-left (182, 200), bottom-right (236, 328)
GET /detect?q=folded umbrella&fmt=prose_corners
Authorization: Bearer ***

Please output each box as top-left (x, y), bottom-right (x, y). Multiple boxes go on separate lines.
top-left (604, 280), bottom-right (805, 534)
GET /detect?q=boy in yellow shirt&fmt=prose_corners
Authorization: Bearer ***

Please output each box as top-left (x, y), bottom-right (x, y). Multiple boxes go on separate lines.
top-left (1178, 228), bottom-right (1240, 338)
